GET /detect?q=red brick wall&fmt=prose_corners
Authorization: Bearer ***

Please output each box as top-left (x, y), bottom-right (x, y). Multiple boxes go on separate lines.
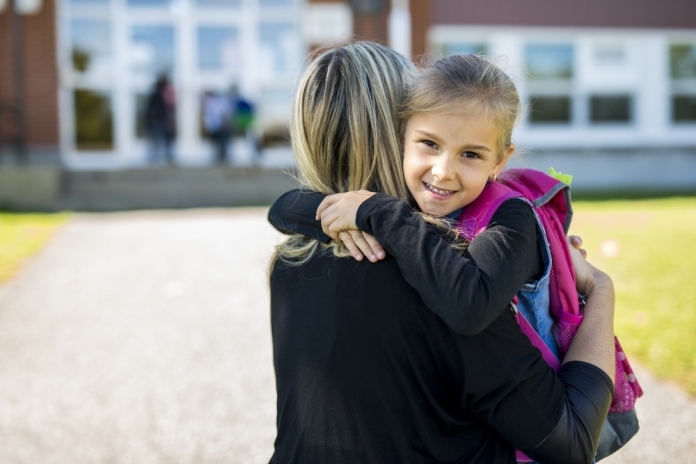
top-left (434, 0), bottom-right (696, 28)
top-left (353, 0), bottom-right (391, 46)
top-left (410, 0), bottom-right (430, 66)
top-left (307, 0), bottom-right (391, 47)
top-left (0, 0), bottom-right (59, 153)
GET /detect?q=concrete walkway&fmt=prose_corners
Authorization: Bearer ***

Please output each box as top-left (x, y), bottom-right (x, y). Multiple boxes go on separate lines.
top-left (0, 209), bottom-right (694, 463)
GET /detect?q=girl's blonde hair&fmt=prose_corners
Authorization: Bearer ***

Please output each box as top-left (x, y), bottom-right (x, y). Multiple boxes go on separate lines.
top-left (274, 42), bottom-right (414, 266)
top-left (401, 54), bottom-right (522, 161)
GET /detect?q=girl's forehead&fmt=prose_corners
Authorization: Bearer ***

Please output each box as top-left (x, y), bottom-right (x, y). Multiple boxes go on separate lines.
top-left (409, 110), bottom-right (497, 127)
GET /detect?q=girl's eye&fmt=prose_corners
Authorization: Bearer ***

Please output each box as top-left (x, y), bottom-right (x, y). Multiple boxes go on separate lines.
top-left (461, 151), bottom-right (480, 159)
top-left (421, 139), bottom-right (437, 149)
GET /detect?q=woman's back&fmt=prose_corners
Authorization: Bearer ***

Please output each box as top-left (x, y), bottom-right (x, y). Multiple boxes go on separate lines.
top-left (270, 251), bottom-right (564, 464)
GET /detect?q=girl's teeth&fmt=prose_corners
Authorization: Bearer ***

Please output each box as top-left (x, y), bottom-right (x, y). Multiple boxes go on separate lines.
top-left (426, 183), bottom-right (454, 195)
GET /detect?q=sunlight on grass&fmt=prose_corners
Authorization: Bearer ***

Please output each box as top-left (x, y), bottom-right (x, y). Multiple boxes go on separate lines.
top-left (571, 197), bottom-right (696, 396)
top-left (0, 213), bottom-right (70, 283)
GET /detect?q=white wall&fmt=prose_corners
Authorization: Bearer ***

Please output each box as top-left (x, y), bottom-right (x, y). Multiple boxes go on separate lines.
top-left (429, 26), bottom-right (696, 150)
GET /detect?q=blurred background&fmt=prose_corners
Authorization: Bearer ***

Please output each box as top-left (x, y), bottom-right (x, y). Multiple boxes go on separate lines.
top-left (1, 0), bottom-right (696, 210)
top-left (1, 1), bottom-right (696, 462)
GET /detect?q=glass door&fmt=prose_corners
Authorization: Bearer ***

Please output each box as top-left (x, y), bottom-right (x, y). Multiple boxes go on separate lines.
top-left (126, 22), bottom-right (177, 165)
top-left (61, 0), bottom-right (118, 166)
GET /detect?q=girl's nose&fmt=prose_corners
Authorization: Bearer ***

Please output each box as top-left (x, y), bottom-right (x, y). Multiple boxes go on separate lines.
top-left (431, 155), bottom-right (455, 181)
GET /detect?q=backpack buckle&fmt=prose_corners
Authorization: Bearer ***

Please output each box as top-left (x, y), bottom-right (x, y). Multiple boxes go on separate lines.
top-left (509, 301), bottom-right (519, 315)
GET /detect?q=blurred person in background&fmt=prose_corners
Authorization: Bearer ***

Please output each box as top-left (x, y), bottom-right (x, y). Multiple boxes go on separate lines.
top-left (202, 90), bottom-right (233, 164)
top-left (230, 85), bottom-right (259, 165)
top-left (144, 75), bottom-right (176, 166)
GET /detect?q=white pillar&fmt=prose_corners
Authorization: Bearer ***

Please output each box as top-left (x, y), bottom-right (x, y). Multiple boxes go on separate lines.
top-left (637, 34), bottom-right (669, 145)
top-left (389, 0), bottom-right (411, 59)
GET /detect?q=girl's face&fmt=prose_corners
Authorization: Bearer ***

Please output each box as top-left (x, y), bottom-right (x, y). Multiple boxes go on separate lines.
top-left (402, 111), bottom-right (512, 217)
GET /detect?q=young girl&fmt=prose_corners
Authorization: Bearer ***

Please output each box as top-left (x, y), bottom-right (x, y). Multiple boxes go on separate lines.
top-left (271, 54), bottom-right (561, 356)
top-left (269, 45), bottom-right (615, 463)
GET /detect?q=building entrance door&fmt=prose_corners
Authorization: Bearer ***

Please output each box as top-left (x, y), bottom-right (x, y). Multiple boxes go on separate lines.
top-left (61, 0), bottom-right (304, 169)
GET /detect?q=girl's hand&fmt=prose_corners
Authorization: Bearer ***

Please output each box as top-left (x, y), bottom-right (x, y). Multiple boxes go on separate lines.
top-left (316, 190), bottom-right (384, 263)
top-left (337, 230), bottom-right (386, 263)
top-left (316, 190), bottom-right (376, 240)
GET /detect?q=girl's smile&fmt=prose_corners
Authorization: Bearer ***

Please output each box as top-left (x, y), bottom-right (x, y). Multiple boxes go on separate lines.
top-left (423, 181), bottom-right (457, 198)
top-left (402, 112), bottom-right (513, 217)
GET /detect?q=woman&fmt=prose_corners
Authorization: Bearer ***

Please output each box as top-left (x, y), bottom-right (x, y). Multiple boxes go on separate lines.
top-left (269, 42), bottom-right (614, 464)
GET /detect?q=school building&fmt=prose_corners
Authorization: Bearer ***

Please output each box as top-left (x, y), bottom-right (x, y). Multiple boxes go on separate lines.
top-left (1, 0), bottom-right (696, 192)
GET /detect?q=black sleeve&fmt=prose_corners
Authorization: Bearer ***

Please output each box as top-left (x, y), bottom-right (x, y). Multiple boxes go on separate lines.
top-left (267, 189), bottom-right (331, 244)
top-left (459, 311), bottom-right (613, 464)
top-left (355, 193), bottom-right (542, 336)
top-left (529, 362), bottom-right (614, 463)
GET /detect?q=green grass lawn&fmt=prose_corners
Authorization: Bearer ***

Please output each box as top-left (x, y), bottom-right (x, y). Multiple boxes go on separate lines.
top-left (0, 213), bottom-right (70, 283)
top-left (571, 197), bottom-right (696, 396)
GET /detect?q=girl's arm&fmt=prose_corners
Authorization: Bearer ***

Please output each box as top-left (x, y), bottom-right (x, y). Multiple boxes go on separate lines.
top-left (269, 190), bottom-right (541, 336)
top-left (268, 190), bottom-right (331, 243)
top-left (268, 189), bottom-right (384, 262)
top-left (354, 193), bottom-right (541, 335)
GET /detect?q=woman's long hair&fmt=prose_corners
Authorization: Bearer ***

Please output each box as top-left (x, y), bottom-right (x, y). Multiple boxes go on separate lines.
top-left (274, 42), bottom-right (414, 267)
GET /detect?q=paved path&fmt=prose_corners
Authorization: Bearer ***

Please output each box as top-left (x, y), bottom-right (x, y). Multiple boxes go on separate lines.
top-left (0, 209), bottom-right (694, 463)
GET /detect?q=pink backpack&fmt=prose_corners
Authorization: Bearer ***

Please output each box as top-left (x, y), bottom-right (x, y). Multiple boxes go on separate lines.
top-left (457, 168), bottom-right (642, 461)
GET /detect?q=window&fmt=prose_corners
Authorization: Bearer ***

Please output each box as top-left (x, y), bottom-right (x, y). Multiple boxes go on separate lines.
top-left (70, 20), bottom-right (112, 81)
top-left (670, 44), bottom-right (696, 123)
top-left (196, 0), bottom-right (240, 7)
top-left (260, 0), bottom-right (294, 5)
top-left (127, 0), bottom-right (173, 7)
top-left (529, 97), bottom-right (571, 124)
top-left (526, 44), bottom-right (574, 124)
top-left (673, 95), bottom-right (696, 122)
top-left (670, 44), bottom-right (696, 79)
top-left (259, 23), bottom-right (296, 78)
top-left (527, 44), bottom-right (574, 80)
top-left (130, 25), bottom-right (175, 75)
top-left (73, 89), bottom-right (114, 150)
top-left (436, 43), bottom-right (486, 60)
top-left (197, 27), bottom-right (239, 71)
top-left (590, 95), bottom-right (632, 124)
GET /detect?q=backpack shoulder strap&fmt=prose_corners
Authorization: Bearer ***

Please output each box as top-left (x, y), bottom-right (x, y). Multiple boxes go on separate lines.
top-left (511, 303), bottom-right (562, 372)
top-left (499, 168), bottom-right (574, 234)
top-left (457, 180), bottom-right (522, 240)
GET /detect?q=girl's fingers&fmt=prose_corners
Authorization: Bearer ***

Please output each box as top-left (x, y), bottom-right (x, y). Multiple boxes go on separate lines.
top-left (320, 206), bottom-right (342, 239)
top-left (316, 194), bottom-right (342, 220)
top-left (362, 232), bottom-right (385, 260)
top-left (338, 231), bottom-right (363, 261)
top-left (346, 230), bottom-right (378, 263)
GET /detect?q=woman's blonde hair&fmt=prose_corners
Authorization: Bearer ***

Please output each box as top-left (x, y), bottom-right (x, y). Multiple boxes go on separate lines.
top-left (274, 42), bottom-right (414, 266)
top-left (401, 54), bottom-right (522, 161)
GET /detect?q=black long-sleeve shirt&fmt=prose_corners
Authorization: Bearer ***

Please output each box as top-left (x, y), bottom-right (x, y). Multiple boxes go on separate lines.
top-left (268, 190), bottom-right (544, 335)
top-left (268, 190), bottom-right (613, 463)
